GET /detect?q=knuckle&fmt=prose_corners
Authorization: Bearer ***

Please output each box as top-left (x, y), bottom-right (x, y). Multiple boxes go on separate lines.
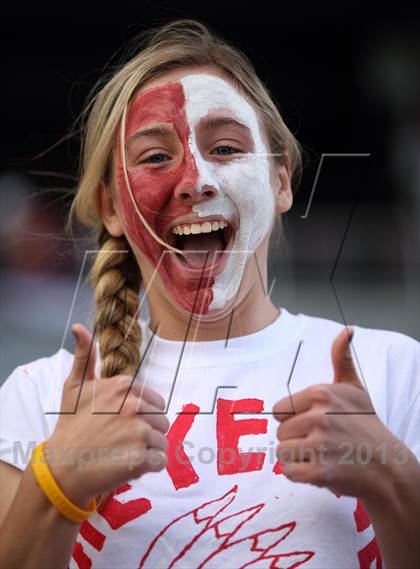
top-left (272, 402), bottom-right (282, 416)
top-left (148, 388), bottom-right (166, 411)
top-left (159, 436), bottom-right (169, 453)
top-left (135, 400), bottom-right (151, 416)
top-left (312, 384), bottom-right (332, 404)
top-left (273, 398), bottom-right (292, 417)
top-left (310, 428), bottom-right (329, 447)
top-left (161, 415), bottom-right (170, 433)
top-left (137, 421), bottom-right (152, 439)
top-left (124, 395), bottom-right (140, 415)
top-left (129, 462), bottom-right (146, 478)
top-left (132, 393), bottom-right (145, 408)
top-left (312, 412), bottom-right (330, 431)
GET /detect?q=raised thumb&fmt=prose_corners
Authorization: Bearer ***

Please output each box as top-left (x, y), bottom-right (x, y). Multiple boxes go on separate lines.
top-left (68, 323), bottom-right (97, 384)
top-left (331, 326), bottom-right (363, 388)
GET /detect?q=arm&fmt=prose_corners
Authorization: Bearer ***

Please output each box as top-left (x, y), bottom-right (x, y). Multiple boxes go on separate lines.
top-left (0, 324), bottom-right (169, 568)
top-left (273, 327), bottom-right (420, 569)
top-left (361, 445), bottom-right (420, 569)
top-left (0, 460), bottom-right (80, 569)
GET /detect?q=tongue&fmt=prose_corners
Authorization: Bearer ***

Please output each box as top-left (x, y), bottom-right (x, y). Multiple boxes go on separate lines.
top-left (182, 232), bottom-right (224, 268)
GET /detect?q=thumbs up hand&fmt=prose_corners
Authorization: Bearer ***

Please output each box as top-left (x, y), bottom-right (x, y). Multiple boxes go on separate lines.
top-left (273, 327), bottom-right (409, 500)
top-left (331, 327), bottom-right (365, 388)
top-left (45, 323), bottom-right (169, 510)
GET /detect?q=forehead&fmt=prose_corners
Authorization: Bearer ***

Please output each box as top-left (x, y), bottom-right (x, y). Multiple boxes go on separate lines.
top-left (127, 73), bottom-right (261, 134)
top-left (180, 74), bottom-right (260, 132)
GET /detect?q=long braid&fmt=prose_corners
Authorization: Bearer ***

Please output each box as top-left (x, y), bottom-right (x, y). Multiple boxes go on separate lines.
top-left (89, 228), bottom-right (142, 511)
top-left (90, 228), bottom-right (142, 378)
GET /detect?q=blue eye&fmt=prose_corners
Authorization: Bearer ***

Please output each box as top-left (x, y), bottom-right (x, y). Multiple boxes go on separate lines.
top-left (212, 145), bottom-right (240, 156)
top-left (142, 153), bottom-right (170, 164)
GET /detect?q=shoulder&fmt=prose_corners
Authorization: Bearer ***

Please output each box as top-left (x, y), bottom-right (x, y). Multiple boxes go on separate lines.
top-left (297, 311), bottom-right (419, 432)
top-left (15, 348), bottom-right (73, 382)
top-left (300, 310), bottom-right (418, 358)
top-left (298, 310), bottom-right (419, 395)
top-left (1, 348), bottom-right (74, 400)
top-left (0, 349), bottom-right (75, 470)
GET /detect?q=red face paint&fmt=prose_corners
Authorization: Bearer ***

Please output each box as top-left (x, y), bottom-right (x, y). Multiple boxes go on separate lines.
top-left (116, 82), bottom-right (215, 314)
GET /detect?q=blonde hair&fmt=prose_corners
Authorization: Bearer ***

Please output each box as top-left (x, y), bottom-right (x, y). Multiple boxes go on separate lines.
top-left (67, 17), bottom-right (302, 511)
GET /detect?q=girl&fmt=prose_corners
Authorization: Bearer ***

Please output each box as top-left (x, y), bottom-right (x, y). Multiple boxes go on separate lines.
top-left (1, 19), bottom-right (419, 569)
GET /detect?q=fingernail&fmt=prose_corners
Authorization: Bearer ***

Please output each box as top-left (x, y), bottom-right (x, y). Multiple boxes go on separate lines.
top-left (71, 327), bottom-right (79, 342)
top-left (156, 450), bottom-right (167, 465)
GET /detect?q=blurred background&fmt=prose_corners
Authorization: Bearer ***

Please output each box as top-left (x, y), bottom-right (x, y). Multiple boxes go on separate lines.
top-left (2, 3), bottom-right (419, 382)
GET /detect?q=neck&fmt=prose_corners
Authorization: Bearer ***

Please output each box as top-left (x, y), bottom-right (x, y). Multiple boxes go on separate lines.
top-left (148, 283), bottom-right (280, 343)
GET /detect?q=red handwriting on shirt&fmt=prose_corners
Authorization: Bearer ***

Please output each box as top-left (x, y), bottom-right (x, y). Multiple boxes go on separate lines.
top-left (139, 485), bottom-right (314, 569)
top-left (216, 398), bottom-right (267, 474)
top-left (166, 403), bottom-right (200, 490)
top-left (166, 398), bottom-right (271, 490)
top-left (72, 483), bottom-right (151, 569)
top-left (333, 493), bottom-right (383, 569)
top-left (354, 499), bottom-right (382, 569)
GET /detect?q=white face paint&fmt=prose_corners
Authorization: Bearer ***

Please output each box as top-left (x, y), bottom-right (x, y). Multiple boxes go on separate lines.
top-left (180, 74), bottom-right (275, 309)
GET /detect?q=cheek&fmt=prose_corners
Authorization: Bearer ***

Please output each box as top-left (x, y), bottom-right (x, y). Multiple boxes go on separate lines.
top-left (114, 145), bottom-right (199, 258)
top-left (218, 158), bottom-right (274, 238)
top-left (117, 155), bottom-right (176, 238)
top-left (115, 159), bottom-right (172, 249)
top-left (116, 148), bottom-right (199, 250)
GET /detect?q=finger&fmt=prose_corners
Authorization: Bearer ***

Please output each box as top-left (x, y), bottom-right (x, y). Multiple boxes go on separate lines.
top-left (273, 394), bottom-right (299, 420)
top-left (282, 462), bottom-right (323, 485)
top-left (114, 377), bottom-right (164, 407)
top-left (136, 382), bottom-right (166, 411)
top-left (144, 447), bottom-right (168, 472)
top-left (332, 327), bottom-right (364, 389)
top-left (273, 385), bottom-right (322, 420)
top-left (69, 323), bottom-right (97, 384)
top-left (146, 429), bottom-right (168, 454)
top-left (276, 411), bottom-right (317, 441)
top-left (276, 438), bottom-right (311, 463)
top-left (135, 401), bottom-right (170, 434)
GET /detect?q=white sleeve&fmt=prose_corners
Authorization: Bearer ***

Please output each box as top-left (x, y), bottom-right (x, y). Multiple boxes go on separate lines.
top-left (0, 365), bottom-right (49, 470)
top-left (0, 350), bottom-right (71, 471)
top-left (386, 333), bottom-right (420, 463)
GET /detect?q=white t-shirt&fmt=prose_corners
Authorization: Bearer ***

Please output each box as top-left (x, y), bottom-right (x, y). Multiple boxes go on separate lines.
top-left (1, 307), bottom-right (419, 569)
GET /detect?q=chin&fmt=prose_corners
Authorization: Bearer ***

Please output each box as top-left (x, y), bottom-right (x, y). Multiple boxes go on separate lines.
top-left (164, 276), bottom-right (244, 324)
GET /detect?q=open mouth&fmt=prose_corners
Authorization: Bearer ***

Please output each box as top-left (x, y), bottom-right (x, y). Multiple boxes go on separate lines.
top-left (166, 218), bottom-right (235, 273)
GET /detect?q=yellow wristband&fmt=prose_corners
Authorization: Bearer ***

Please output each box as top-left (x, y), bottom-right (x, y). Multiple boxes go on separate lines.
top-left (31, 441), bottom-right (96, 524)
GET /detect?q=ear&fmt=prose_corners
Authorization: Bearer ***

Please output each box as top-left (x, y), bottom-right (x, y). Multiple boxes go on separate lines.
top-left (274, 163), bottom-right (293, 214)
top-left (97, 182), bottom-right (124, 237)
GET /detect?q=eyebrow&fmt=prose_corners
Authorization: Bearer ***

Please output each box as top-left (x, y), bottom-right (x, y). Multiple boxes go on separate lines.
top-left (199, 116), bottom-right (251, 133)
top-left (126, 116), bottom-right (251, 148)
top-left (126, 124), bottom-right (176, 147)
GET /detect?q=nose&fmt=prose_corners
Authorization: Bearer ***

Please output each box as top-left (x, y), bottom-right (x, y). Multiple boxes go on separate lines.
top-left (173, 183), bottom-right (218, 205)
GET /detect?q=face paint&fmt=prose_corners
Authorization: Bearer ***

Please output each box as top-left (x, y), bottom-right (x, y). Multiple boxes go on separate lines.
top-left (116, 74), bottom-right (274, 315)
top-left (116, 82), bottom-right (214, 313)
top-left (180, 75), bottom-right (274, 309)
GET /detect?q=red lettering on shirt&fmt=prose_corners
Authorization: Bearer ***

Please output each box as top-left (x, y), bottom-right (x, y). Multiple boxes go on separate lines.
top-left (354, 499), bottom-right (371, 533)
top-left (79, 520), bottom-right (106, 551)
top-left (273, 460), bottom-right (284, 475)
top-left (98, 483), bottom-right (152, 529)
top-left (72, 541), bottom-right (92, 569)
top-left (358, 537), bottom-right (382, 569)
top-left (166, 403), bottom-right (200, 490)
top-left (217, 398), bottom-right (267, 474)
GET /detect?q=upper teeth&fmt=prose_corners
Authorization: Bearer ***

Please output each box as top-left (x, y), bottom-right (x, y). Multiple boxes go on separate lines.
top-left (171, 220), bottom-right (228, 235)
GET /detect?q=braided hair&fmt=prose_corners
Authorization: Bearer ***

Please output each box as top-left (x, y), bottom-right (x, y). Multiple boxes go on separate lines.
top-left (89, 228), bottom-right (142, 378)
